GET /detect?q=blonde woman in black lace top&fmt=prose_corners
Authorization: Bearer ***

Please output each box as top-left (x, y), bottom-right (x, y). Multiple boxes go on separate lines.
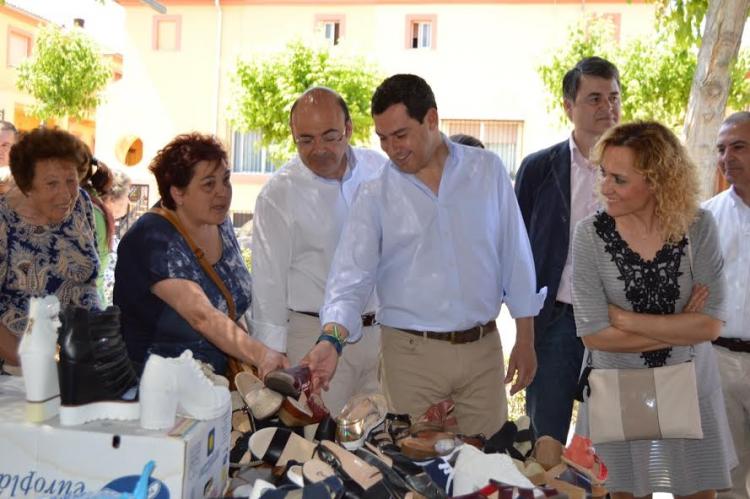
top-left (572, 121), bottom-right (736, 498)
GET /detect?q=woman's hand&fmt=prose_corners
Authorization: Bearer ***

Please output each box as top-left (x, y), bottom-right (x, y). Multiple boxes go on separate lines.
top-left (608, 304), bottom-right (629, 331)
top-left (683, 284), bottom-right (709, 313)
top-left (254, 345), bottom-right (289, 380)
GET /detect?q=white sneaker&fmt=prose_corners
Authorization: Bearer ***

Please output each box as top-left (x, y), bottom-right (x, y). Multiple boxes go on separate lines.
top-left (18, 296), bottom-right (62, 422)
top-left (174, 350), bottom-right (230, 420)
top-left (139, 353), bottom-right (179, 430)
top-left (139, 350), bottom-right (230, 429)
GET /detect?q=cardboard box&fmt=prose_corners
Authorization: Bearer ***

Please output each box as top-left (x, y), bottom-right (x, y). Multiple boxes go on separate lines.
top-left (0, 376), bottom-right (230, 498)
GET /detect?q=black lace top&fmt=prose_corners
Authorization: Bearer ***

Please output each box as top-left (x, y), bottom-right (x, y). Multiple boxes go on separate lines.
top-left (593, 212), bottom-right (687, 367)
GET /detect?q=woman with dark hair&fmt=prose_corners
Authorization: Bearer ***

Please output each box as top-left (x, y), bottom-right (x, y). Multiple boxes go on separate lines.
top-left (80, 155), bottom-right (115, 303)
top-left (114, 133), bottom-right (287, 377)
top-left (572, 121), bottom-right (735, 497)
top-left (0, 127), bottom-right (99, 369)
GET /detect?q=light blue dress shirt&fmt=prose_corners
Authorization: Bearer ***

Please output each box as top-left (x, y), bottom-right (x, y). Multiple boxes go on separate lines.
top-left (320, 138), bottom-right (547, 342)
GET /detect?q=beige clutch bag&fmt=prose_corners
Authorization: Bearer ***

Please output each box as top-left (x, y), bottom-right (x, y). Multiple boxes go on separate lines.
top-left (587, 360), bottom-right (703, 444)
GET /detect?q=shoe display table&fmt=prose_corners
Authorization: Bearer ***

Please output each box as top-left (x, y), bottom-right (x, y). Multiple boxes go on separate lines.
top-left (0, 376), bottom-right (230, 498)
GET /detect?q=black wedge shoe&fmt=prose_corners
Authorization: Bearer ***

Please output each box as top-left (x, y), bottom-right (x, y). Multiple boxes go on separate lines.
top-left (57, 306), bottom-right (140, 425)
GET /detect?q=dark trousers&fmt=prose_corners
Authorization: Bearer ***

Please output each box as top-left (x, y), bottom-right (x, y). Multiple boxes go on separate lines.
top-left (525, 301), bottom-right (584, 443)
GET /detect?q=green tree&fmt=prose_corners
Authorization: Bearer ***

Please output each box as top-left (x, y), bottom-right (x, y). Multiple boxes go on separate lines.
top-left (229, 41), bottom-right (382, 166)
top-left (16, 25), bottom-right (111, 122)
top-left (679, 0), bottom-right (750, 197)
top-left (537, 15), bottom-right (750, 133)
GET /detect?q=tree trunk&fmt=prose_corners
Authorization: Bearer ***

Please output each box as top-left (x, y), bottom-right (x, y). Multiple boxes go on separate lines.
top-left (683, 0), bottom-right (750, 199)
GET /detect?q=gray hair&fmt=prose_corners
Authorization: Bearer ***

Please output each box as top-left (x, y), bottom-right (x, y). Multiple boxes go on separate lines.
top-left (721, 111), bottom-right (750, 127)
top-left (103, 168), bottom-right (131, 200)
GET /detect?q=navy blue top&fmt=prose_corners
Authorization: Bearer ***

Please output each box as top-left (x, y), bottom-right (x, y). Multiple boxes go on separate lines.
top-left (114, 212), bottom-right (251, 373)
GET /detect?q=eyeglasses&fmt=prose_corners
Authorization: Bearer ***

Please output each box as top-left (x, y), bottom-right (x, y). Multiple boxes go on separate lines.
top-left (294, 130), bottom-right (344, 148)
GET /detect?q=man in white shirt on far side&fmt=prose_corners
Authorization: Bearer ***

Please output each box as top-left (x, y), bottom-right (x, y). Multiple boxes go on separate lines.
top-left (704, 111), bottom-right (750, 499)
top-left (250, 87), bottom-right (385, 415)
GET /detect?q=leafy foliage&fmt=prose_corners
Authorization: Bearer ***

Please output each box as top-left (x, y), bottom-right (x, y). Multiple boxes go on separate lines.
top-left (653, 0), bottom-right (708, 49)
top-left (229, 41), bottom-right (382, 166)
top-left (537, 16), bottom-right (750, 131)
top-left (16, 25), bottom-right (111, 121)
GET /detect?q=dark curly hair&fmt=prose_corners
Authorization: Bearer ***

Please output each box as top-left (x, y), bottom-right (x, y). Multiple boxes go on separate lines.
top-left (9, 127), bottom-right (90, 194)
top-left (149, 133), bottom-right (228, 210)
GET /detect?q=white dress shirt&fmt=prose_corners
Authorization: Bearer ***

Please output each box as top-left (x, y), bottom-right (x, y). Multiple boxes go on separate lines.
top-left (321, 138), bottom-right (547, 343)
top-left (251, 147), bottom-right (386, 352)
top-left (703, 187), bottom-right (750, 340)
top-left (556, 134), bottom-right (600, 304)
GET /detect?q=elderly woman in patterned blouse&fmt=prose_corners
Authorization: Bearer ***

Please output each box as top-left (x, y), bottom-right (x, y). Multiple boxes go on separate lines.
top-left (0, 128), bottom-right (100, 370)
top-left (114, 133), bottom-right (287, 378)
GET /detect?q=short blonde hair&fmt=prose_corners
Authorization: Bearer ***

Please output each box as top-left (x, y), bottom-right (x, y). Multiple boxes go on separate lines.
top-left (591, 121), bottom-right (700, 243)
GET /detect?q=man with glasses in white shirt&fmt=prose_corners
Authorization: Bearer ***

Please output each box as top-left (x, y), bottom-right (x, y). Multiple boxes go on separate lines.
top-left (250, 87), bottom-right (385, 414)
top-left (704, 111), bottom-right (750, 499)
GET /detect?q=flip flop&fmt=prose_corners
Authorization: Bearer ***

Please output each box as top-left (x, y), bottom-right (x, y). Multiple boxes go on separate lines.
top-left (249, 427), bottom-right (317, 468)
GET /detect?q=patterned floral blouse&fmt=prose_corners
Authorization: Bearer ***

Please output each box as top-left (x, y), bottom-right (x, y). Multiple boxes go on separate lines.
top-left (0, 188), bottom-right (101, 336)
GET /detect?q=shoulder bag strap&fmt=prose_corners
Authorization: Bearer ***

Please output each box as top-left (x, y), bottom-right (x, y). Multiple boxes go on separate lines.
top-left (687, 234), bottom-right (694, 279)
top-left (150, 207), bottom-right (237, 321)
top-left (685, 232), bottom-right (697, 360)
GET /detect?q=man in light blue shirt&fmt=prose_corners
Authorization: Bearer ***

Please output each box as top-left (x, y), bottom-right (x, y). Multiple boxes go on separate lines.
top-left (303, 74), bottom-right (545, 436)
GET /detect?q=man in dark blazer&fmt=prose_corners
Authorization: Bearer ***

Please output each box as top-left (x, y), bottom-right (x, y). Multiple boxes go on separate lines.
top-left (515, 57), bottom-right (621, 443)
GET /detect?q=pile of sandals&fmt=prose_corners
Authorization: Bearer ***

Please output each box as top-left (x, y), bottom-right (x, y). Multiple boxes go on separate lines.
top-left (223, 367), bottom-right (609, 499)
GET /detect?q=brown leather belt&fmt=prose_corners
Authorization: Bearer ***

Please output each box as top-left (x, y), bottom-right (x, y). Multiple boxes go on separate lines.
top-left (293, 310), bottom-right (377, 328)
top-left (395, 320), bottom-right (497, 344)
top-left (713, 336), bottom-right (750, 353)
